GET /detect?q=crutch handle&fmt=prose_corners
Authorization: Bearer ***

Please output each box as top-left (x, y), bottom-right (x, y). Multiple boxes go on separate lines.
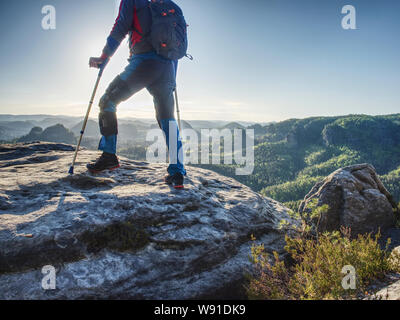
top-left (98, 57), bottom-right (110, 76)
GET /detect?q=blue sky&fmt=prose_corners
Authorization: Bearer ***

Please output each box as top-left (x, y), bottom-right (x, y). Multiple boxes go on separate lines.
top-left (0, 0), bottom-right (399, 122)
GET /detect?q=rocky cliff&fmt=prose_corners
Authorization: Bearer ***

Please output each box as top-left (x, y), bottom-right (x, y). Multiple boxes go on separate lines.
top-left (0, 142), bottom-right (299, 300)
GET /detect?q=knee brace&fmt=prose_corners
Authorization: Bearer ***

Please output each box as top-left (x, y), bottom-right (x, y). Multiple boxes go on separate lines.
top-left (99, 110), bottom-right (118, 136)
top-left (98, 76), bottom-right (131, 137)
top-left (99, 110), bottom-right (118, 137)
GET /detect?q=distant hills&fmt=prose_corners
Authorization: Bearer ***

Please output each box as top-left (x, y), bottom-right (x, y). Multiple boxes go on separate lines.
top-left (0, 121), bottom-right (35, 140)
top-left (221, 122), bottom-right (245, 130)
top-left (17, 124), bottom-right (76, 144)
top-left (0, 114), bottom-right (259, 145)
top-left (197, 114), bottom-right (400, 210)
top-left (70, 119), bottom-right (99, 137)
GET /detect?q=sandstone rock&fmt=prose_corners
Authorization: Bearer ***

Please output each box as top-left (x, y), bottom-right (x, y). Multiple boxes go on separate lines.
top-left (390, 246), bottom-right (400, 268)
top-left (369, 279), bottom-right (400, 300)
top-left (392, 246), bottom-right (400, 256)
top-left (0, 142), bottom-right (299, 300)
top-left (299, 164), bottom-right (396, 235)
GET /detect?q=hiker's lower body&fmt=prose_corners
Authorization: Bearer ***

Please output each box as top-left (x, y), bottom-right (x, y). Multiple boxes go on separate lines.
top-left (92, 51), bottom-right (186, 177)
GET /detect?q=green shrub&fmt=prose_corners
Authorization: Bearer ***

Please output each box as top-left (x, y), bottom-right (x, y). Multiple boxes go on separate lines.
top-left (247, 202), bottom-right (400, 300)
top-left (247, 230), bottom-right (399, 300)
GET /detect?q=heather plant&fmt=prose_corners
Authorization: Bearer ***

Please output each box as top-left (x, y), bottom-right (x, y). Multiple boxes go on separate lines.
top-left (247, 204), bottom-right (400, 300)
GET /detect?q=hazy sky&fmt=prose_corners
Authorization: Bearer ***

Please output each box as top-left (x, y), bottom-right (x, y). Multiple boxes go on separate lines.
top-left (0, 0), bottom-right (399, 122)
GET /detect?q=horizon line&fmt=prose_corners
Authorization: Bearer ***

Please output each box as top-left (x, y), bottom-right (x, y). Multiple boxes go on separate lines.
top-left (1, 112), bottom-right (400, 125)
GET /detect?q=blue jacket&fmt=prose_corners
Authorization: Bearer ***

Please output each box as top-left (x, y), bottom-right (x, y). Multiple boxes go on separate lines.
top-left (102, 0), bottom-right (153, 59)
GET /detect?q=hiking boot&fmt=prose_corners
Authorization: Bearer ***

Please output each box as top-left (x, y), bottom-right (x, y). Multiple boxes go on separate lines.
top-left (164, 172), bottom-right (185, 189)
top-left (87, 152), bottom-right (120, 174)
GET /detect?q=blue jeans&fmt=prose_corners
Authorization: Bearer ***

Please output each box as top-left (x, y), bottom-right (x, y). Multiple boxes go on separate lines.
top-left (98, 52), bottom-right (186, 176)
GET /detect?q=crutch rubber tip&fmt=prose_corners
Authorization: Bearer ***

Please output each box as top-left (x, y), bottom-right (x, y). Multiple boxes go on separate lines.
top-left (68, 166), bottom-right (74, 175)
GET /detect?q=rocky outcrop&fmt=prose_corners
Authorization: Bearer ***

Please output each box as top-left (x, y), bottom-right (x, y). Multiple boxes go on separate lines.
top-left (0, 142), bottom-right (299, 300)
top-left (299, 164), bottom-right (397, 235)
top-left (363, 271), bottom-right (400, 300)
top-left (372, 279), bottom-right (400, 300)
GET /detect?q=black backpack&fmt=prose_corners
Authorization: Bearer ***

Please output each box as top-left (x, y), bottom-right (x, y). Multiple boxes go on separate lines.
top-left (148, 0), bottom-right (190, 60)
